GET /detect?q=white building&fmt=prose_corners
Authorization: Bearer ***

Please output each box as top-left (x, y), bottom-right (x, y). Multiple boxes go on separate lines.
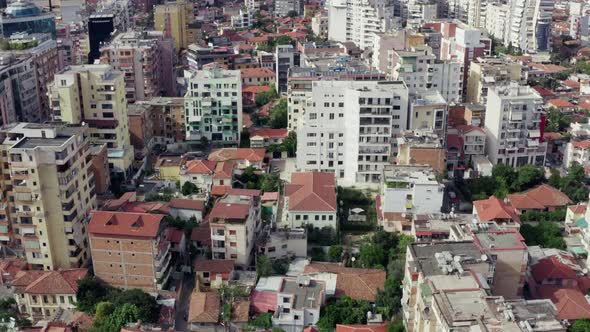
top-left (311, 11), bottom-right (328, 39)
top-left (564, 140), bottom-right (590, 169)
top-left (391, 45), bottom-right (463, 103)
top-left (282, 172), bottom-right (337, 229)
top-left (296, 80), bottom-right (409, 186)
top-left (484, 3), bottom-right (510, 44)
top-left (257, 228), bottom-right (307, 259)
top-left (245, 0), bottom-right (260, 11)
top-left (231, 9), bottom-right (254, 29)
top-left (505, 0), bottom-right (553, 52)
top-left (184, 65), bottom-right (242, 145)
top-left (327, 0), bottom-right (396, 50)
top-left (381, 165), bottom-right (444, 215)
top-left (484, 83), bottom-right (546, 167)
top-left (274, 0), bottom-right (303, 17)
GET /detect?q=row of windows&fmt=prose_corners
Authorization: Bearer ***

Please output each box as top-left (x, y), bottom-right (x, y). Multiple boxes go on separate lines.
top-left (294, 214), bottom-right (334, 221)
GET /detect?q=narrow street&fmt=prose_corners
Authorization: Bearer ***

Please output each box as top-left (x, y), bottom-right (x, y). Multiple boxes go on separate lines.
top-left (174, 273), bottom-right (195, 331)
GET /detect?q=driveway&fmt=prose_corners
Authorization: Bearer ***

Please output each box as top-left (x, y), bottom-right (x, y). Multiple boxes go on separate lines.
top-left (174, 273), bottom-right (195, 331)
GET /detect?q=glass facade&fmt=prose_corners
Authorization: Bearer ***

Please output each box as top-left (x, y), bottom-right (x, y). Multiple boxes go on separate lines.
top-left (1, 16), bottom-right (56, 38)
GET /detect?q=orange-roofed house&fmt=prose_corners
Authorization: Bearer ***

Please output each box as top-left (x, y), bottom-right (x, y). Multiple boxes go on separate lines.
top-left (12, 268), bottom-right (88, 321)
top-left (473, 196), bottom-right (521, 227)
top-left (249, 128), bottom-right (289, 149)
top-left (188, 291), bottom-right (220, 330)
top-left (547, 99), bottom-right (575, 113)
top-left (565, 203), bottom-right (587, 234)
top-left (180, 160), bottom-right (236, 196)
top-left (242, 84), bottom-right (270, 106)
top-left (209, 191), bottom-right (261, 266)
top-left (565, 139), bottom-right (590, 169)
top-left (194, 259), bottom-right (235, 288)
top-left (283, 172), bottom-right (337, 229)
top-left (208, 148), bottom-right (266, 169)
top-left (240, 67), bottom-right (275, 86)
top-left (88, 211), bottom-right (172, 292)
top-left (336, 324), bottom-right (388, 332)
top-left (507, 184), bottom-right (572, 213)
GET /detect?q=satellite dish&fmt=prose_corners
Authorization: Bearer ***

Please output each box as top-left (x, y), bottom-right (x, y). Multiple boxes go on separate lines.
top-left (481, 254), bottom-right (488, 262)
top-left (453, 255), bottom-right (461, 262)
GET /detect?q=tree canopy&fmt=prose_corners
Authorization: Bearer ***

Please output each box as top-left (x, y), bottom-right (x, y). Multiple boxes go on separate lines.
top-left (519, 221), bottom-right (566, 250)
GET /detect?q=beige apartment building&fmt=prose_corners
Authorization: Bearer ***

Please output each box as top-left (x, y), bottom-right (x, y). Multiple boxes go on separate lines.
top-left (88, 211), bottom-right (172, 293)
top-left (49, 65), bottom-right (134, 176)
top-left (0, 123), bottom-right (96, 270)
top-left (466, 57), bottom-right (524, 105)
top-left (209, 190), bottom-right (261, 266)
top-left (154, 0), bottom-right (190, 50)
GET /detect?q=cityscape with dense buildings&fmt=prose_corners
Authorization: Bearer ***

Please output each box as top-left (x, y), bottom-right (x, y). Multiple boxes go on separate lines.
top-left (0, 0), bottom-right (590, 331)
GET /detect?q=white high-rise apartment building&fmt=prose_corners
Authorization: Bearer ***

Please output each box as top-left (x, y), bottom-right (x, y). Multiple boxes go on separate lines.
top-left (390, 46), bottom-right (464, 103)
top-left (484, 83), bottom-right (546, 167)
top-left (485, 2), bottom-right (510, 43)
top-left (505, 0), bottom-right (553, 52)
top-left (327, 0), bottom-right (395, 50)
top-left (296, 80), bottom-right (409, 186)
top-left (184, 66), bottom-right (242, 145)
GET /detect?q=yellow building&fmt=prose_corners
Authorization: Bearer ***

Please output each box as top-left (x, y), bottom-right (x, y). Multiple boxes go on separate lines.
top-left (155, 156), bottom-right (185, 181)
top-left (155, 0), bottom-right (191, 50)
top-left (0, 123), bottom-right (96, 270)
top-left (50, 65), bottom-right (134, 177)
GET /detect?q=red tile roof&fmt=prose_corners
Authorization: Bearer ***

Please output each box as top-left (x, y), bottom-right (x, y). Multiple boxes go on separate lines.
top-left (213, 161), bottom-right (234, 179)
top-left (13, 269), bottom-right (88, 295)
top-left (336, 324), bottom-right (388, 332)
top-left (261, 192), bottom-right (278, 201)
top-left (548, 99), bottom-right (575, 108)
top-left (184, 160), bottom-right (216, 174)
top-left (446, 134), bottom-right (463, 150)
top-left (455, 124), bottom-right (485, 134)
top-left (572, 140), bottom-right (590, 149)
top-left (506, 193), bottom-right (546, 210)
top-left (211, 185), bottom-right (231, 196)
top-left (227, 188), bottom-right (261, 197)
top-left (191, 222), bottom-right (211, 245)
top-left (532, 86), bottom-right (556, 98)
top-left (208, 148), bottom-right (266, 162)
top-left (531, 255), bottom-right (580, 283)
top-left (169, 198), bottom-right (205, 211)
top-left (121, 202), bottom-right (170, 214)
top-left (165, 227), bottom-right (184, 243)
top-left (544, 132), bottom-right (563, 140)
top-left (517, 184), bottom-right (572, 208)
top-left (188, 291), bottom-right (220, 323)
top-left (563, 80), bottom-right (580, 88)
top-left (240, 67), bottom-right (275, 78)
top-left (285, 172), bottom-right (337, 212)
top-left (568, 204), bottom-right (587, 215)
top-left (89, 211), bottom-right (164, 238)
top-left (251, 290), bottom-right (277, 313)
top-left (249, 128), bottom-right (289, 139)
top-left (243, 85), bottom-right (271, 94)
top-left (194, 259), bottom-right (235, 274)
top-left (304, 263), bottom-right (386, 302)
top-left (0, 258), bottom-right (27, 285)
top-left (209, 202), bottom-right (251, 220)
top-left (537, 286), bottom-right (590, 320)
top-left (473, 196), bottom-right (521, 223)
top-left (579, 102), bottom-right (590, 111)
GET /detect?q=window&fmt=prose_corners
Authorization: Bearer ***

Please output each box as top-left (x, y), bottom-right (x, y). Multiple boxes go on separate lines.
top-left (329, 113), bottom-right (335, 120)
top-left (230, 254), bottom-right (238, 259)
top-left (283, 297), bottom-right (289, 303)
top-left (268, 247), bottom-right (276, 252)
top-left (203, 272), bottom-right (210, 278)
top-left (229, 230), bottom-right (236, 235)
top-left (60, 296), bottom-right (65, 303)
top-left (309, 113), bottom-right (317, 120)
top-left (230, 242), bottom-right (237, 247)
top-left (294, 315), bottom-right (300, 320)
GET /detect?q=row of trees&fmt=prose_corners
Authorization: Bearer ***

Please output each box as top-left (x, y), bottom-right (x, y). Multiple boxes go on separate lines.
top-left (239, 166), bottom-right (282, 192)
top-left (519, 220), bottom-right (566, 250)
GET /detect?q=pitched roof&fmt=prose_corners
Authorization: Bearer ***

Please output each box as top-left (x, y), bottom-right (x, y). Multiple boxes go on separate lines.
top-left (506, 193), bottom-right (546, 210)
top-left (169, 198), bottom-right (205, 211)
top-left (211, 185), bottom-right (231, 196)
top-left (518, 184), bottom-right (572, 208)
top-left (572, 140), bottom-right (590, 149)
top-left (213, 161), bottom-right (235, 179)
top-left (240, 67), bottom-right (275, 78)
top-left (243, 85), bottom-right (271, 94)
top-left (188, 291), bottom-right (220, 323)
top-left (537, 287), bottom-right (590, 320)
top-left (165, 227), bottom-right (184, 243)
top-left (227, 188), bottom-right (261, 197)
top-left (336, 324), bottom-right (388, 332)
top-left (531, 255), bottom-right (581, 283)
top-left (88, 211), bottom-right (164, 238)
top-left (304, 263), bottom-right (386, 302)
top-left (568, 204), bottom-right (587, 215)
top-left (532, 86), bottom-right (556, 97)
top-left (209, 202), bottom-right (251, 220)
top-left (473, 196), bottom-right (521, 223)
top-left (194, 260), bottom-right (235, 274)
top-left (548, 99), bottom-right (575, 108)
top-left (191, 222), bottom-right (211, 245)
top-left (184, 160), bottom-right (216, 174)
top-left (285, 172), bottom-right (337, 212)
top-left (250, 290), bottom-right (277, 313)
top-left (455, 124), bottom-right (485, 134)
top-left (208, 148), bottom-right (266, 162)
top-left (249, 128), bottom-right (289, 139)
top-left (13, 269), bottom-right (88, 295)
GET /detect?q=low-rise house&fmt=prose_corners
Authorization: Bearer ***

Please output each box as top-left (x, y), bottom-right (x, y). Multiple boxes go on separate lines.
top-left (336, 324), bottom-right (387, 332)
top-left (208, 148), bottom-right (266, 169)
top-left (240, 67), bottom-right (275, 85)
top-left (155, 156), bottom-right (185, 181)
top-left (187, 291), bottom-right (220, 331)
top-left (209, 191), bottom-right (261, 266)
top-left (251, 276), bottom-right (326, 328)
top-left (564, 139), bottom-right (590, 169)
top-left (243, 85), bottom-right (270, 106)
top-left (507, 184), bottom-right (572, 213)
top-left (194, 260), bottom-right (235, 288)
top-left (249, 128), bottom-right (288, 148)
top-left (13, 269), bottom-right (88, 321)
top-left (547, 99), bottom-right (576, 113)
top-left (303, 262), bottom-right (386, 302)
top-left (0, 258), bottom-right (27, 288)
top-left (166, 227), bottom-right (187, 256)
top-left (473, 196), bottom-right (521, 227)
top-left (257, 228), bottom-right (307, 259)
top-left (169, 198), bottom-right (205, 221)
top-left (282, 172), bottom-right (337, 229)
top-left (565, 203), bottom-right (587, 234)
top-left (180, 160), bottom-right (217, 194)
top-left (88, 211), bottom-right (172, 292)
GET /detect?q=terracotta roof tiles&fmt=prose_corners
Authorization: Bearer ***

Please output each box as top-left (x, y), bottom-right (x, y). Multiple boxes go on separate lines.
top-left (194, 260), bottom-right (235, 274)
top-left (208, 148), bottom-right (266, 162)
top-left (13, 269), bottom-right (88, 295)
top-left (169, 198), bottom-right (205, 211)
top-left (188, 292), bottom-right (220, 323)
top-left (285, 172), bottom-right (337, 212)
top-left (473, 196), bottom-right (521, 223)
top-left (89, 211), bottom-right (164, 238)
top-left (304, 263), bottom-right (385, 302)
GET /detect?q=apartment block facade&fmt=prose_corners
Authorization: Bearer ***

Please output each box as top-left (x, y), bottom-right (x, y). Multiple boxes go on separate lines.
top-left (49, 65), bottom-right (134, 176)
top-left (184, 66), bottom-right (243, 145)
top-left (154, 0), bottom-right (190, 50)
top-left (296, 80), bottom-right (409, 186)
top-left (88, 211), bottom-right (172, 292)
top-left (466, 57), bottom-right (524, 105)
top-left (100, 31), bottom-right (177, 103)
top-left (0, 123), bottom-right (96, 270)
top-left (209, 191), bottom-right (260, 266)
top-left (484, 84), bottom-right (546, 167)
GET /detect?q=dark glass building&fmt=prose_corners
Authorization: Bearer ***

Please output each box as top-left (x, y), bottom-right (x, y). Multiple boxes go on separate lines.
top-left (88, 13), bottom-right (114, 63)
top-left (0, 1), bottom-right (56, 38)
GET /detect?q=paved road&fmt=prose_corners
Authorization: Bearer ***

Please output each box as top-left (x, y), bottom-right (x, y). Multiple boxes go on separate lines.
top-left (174, 273), bottom-right (195, 331)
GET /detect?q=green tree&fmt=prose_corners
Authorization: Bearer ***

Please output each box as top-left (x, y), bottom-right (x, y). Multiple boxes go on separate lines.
top-left (561, 163), bottom-right (589, 202)
top-left (251, 312), bottom-right (273, 328)
top-left (317, 296), bottom-right (371, 330)
top-left (107, 289), bottom-right (159, 323)
top-left (519, 221), bottom-right (566, 250)
top-left (511, 164), bottom-right (545, 192)
top-left (270, 98), bottom-right (288, 129)
top-left (387, 321), bottom-right (406, 332)
top-left (376, 277), bottom-right (402, 319)
top-left (548, 169), bottom-right (561, 188)
top-left (545, 107), bottom-right (571, 133)
top-left (571, 318), bottom-right (590, 332)
top-left (282, 131), bottom-right (297, 157)
top-left (261, 173), bottom-right (281, 192)
top-left (274, 35), bottom-right (292, 45)
top-left (328, 245), bottom-right (343, 262)
top-left (359, 242), bottom-right (385, 269)
top-left (181, 181), bottom-right (199, 196)
top-left (76, 277), bottom-right (109, 313)
top-left (256, 255), bottom-right (272, 278)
